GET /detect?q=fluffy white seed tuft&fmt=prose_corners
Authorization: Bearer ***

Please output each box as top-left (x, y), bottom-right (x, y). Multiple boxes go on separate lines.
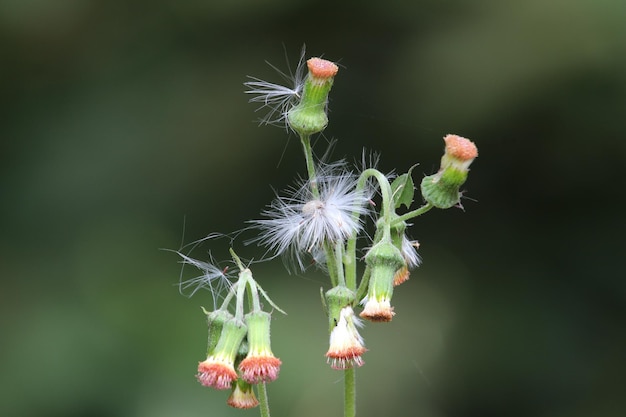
top-left (244, 46), bottom-right (307, 129)
top-left (250, 162), bottom-right (373, 271)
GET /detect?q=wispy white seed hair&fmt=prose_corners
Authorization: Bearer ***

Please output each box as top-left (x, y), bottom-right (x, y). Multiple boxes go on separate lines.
top-left (401, 234), bottom-right (421, 268)
top-left (250, 162), bottom-right (373, 271)
top-left (175, 251), bottom-right (235, 307)
top-left (244, 45), bottom-right (307, 129)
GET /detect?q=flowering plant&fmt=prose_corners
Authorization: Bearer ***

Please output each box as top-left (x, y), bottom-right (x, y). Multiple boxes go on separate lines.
top-left (174, 47), bottom-right (478, 417)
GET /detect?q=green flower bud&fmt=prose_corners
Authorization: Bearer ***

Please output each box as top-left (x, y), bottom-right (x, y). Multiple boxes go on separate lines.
top-left (227, 378), bottom-right (259, 409)
top-left (239, 311), bottom-right (281, 384)
top-left (421, 134), bottom-right (478, 209)
top-left (360, 241), bottom-right (405, 322)
top-left (325, 285), bottom-right (356, 332)
top-left (197, 317), bottom-right (247, 390)
top-left (287, 57), bottom-right (338, 136)
top-left (203, 308), bottom-right (234, 356)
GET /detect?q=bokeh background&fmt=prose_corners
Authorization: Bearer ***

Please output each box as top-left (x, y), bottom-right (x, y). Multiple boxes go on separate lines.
top-left (2, 1), bottom-right (625, 416)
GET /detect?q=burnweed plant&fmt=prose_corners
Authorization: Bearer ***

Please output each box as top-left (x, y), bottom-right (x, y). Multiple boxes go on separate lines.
top-left (174, 48), bottom-right (478, 417)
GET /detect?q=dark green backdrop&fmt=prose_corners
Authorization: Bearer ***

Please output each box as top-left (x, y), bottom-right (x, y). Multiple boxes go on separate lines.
top-left (2, 1), bottom-right (625, 416)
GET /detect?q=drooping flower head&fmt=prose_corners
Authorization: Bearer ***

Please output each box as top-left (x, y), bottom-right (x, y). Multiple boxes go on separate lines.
top-left (360, 241), bottom-right (405, 322)
top-left (197, 317), bottom-right (247, 390)
top-left (238, 311), bottom-right (282, 384)
top-left (326, 306), bottom-right (367, 370)
top-left (227, 378), bottom-right (259, 409)
top-left (204, 309), bottom-right (235, 357)
top-left (389, 222), bottom-right (421, 286)
top-left (250, 162), bottom-right (372, 270)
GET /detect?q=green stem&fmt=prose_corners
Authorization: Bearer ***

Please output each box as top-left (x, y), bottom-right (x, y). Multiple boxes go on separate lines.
top-left (344, 368), bottom-right (356, 417)
top-left (300, 135), bottom-right (319, 197)
top-left (235, 272), bottom-right (247, 321)
top-left (355, 265), bottom-right (371, 303)
top-left (324, 241), bottom-right (340, 288)
top-left (299, 133), bottom-right (341, 286)
top-left (345, 168), bottom-right (394, 292)
top-left (393, 203), bottom-right (434, 224)
top-left (258, 382), bottom-right (271, 417)
top-left (334, 240), bottom-right (346, 287)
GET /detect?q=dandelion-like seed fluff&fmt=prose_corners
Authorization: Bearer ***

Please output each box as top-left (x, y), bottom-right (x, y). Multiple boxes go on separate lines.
top-left (173, 248), bottom-right (235, 309)
top-left (250, 162), bottom-right (372, 270)
top-left (244, 46), bottom-right (308, 129)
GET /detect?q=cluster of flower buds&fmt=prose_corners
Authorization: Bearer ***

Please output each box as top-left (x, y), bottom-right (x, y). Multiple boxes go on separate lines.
top-left (245, 50), bottom-right (478, 375)
top-left (175, 46), bottom-right (481, 417)
top-left (193, 265), bottom-right (283, 409)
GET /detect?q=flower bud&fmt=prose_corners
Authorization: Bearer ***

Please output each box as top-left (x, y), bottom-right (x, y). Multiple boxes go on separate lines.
top-left (197, 317), bottom-right (247, 390)
top-left (389, 222), bottom-right (420, 286)
top-left (203, 309), bottom-right (234, 356)
top-left (238, 311), bottom-right (281, 384)
top-left (421, 134), bottom-right (478, 209)
top-left (360, 241), bottom-right (405, 322)
top-left (325, 285), bottom-right (356, 333)
top-left (326, 306), bottom-right (366, 370)
top-left (227, 378), bottom-right (259, 409)
top-left (287, 57), bottom-right (338, 136)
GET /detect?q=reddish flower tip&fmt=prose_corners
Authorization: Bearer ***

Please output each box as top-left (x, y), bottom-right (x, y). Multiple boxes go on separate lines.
top-left (239, 355), bottom-right (282, 384)
top-left (227, 383), bottom-right (259, 409)
top-left (393, 266), bottom-right (410, 286)
top-left (360, 298), bottom-right (395, 322)
top-left (307, 58), bottom-right (339, 79)
top-left (444, 134), bottom-right (478, 161)
top-left (326, 346), bottom-right (367, 370)
top-left (197, 361), bottom-right (238, 390)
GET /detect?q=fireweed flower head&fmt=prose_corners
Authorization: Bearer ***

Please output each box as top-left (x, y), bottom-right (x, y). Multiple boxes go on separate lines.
top-left (227, 378), bottom-right (259, 409)
top-left (421, 134), bottom-right (478, 209)
top-left (197, 317), bottom-right (247, 390)
top-left (360, 241), bottom-right (405, 322)
top-left (287, 57), bottom-right (339, 136)
top-left (326, 306), bottom-right (367, 370)
top-left (238, 311), bottom-right (282, 384)
top-left (244, 46), bottom-right (308, 129)
top-left (251, 162), bottom-right (372, 271)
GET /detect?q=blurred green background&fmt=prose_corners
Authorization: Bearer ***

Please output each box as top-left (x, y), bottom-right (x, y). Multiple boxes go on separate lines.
top-left (2, 0), bottom-right (625, 416)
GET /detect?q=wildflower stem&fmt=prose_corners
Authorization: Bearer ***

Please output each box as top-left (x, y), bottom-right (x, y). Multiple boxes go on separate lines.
top-left (229, 248), bottom-right (245, 271)
top-left (360, 169), bottom-right (394, 230)
top-left (344, 368), bottom-right (356, 417)
top-left (300, 134), bottom-right (319, 197)
top-left (245, 272), bottom-right (262, 312)
top-left (298, 132), bottom-right (343, 287)
top-left (334, 240), bottom-right (346, 287)
top-left (235, 272), bottom-right (247, 320)
top-left (324, 242), bottom-right (340, 288)
top-left (355, 265), bottom-right (371, 303)
top-left (257, 382), bottom-right (271, 417)
top-left (345, 168), bottom-right (394, 291)
top-left (393, 203), bottom-right (434, 224)
top-left (218, 282), bottom-right (238, 311)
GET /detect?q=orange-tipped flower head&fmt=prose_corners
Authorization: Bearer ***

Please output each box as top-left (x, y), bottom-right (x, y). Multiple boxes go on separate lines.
top-left (421, 134), bottom-right (478, 209)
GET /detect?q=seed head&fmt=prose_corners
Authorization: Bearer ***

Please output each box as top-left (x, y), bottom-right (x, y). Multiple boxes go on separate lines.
top-left (250, 162), bottom-right (371, 271)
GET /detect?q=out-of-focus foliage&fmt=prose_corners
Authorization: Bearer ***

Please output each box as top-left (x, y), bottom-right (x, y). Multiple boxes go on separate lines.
top-left (1, 1), bottom-right (625, 416)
